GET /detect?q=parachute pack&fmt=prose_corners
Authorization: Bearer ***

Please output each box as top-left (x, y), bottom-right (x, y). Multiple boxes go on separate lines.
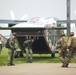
top-left (56, 36), bottom-right (69, 49)
top-left (56, 36), bottom-right (76, 48)
top-left (5, 39), bottom-right (10, 48)
top-left (71, 37), bottom-right (76, 48)
top-left (61, 36), bottom-right (69, 48)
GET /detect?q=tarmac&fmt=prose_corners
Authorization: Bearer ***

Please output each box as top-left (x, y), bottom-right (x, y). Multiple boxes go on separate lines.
top-left (0, 63), bottom-right (76, 75)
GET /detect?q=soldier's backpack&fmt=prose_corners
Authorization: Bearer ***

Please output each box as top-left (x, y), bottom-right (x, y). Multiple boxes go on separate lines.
top-left (71, 37), bottom-right (76, 48)
top-left (14, 50), bottom-right (24, 58)
top-left (5, 39), bottom-right (10, 48)
top-left (61, 36), bottom-right (69, 48)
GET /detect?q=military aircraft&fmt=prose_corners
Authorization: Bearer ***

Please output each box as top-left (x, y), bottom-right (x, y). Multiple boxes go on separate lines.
top-left (1, 16), bottom-right (76, 57)
top-left (0, 17), bottom-right (67, 58)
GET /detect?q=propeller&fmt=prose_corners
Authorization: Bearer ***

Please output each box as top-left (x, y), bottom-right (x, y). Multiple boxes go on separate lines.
top-left (20, 14), bottom-right (28, 20)
top-left (10, 10), bottom-right (16, 20)
top-left (10, 10), bottom-right (28, 20)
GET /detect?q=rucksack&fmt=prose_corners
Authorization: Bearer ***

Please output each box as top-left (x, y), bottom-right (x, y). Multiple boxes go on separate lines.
top-left (71, 37), bottom-right (76, 48)
top-left (5, 39), bottom-right (10, 48)
top-left (61, 36), bottom-right (69, 48)
top-left (14, 50), bottom-right (24, 58)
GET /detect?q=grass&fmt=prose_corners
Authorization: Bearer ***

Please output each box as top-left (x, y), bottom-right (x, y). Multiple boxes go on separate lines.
top-left (0, 47), bottom-right (76, 66)
top-left (33, 54), bottom-right (60, 63)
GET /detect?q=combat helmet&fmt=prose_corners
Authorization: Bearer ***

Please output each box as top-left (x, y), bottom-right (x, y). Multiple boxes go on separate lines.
top-left (61, 32), bottom-right (65, 37)
top-left (70, 32), bottom-right (74, 36)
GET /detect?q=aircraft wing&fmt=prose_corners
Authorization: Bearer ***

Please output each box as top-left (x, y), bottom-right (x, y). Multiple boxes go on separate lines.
top-left (0, 19), bottom-right (27, 24)
top-left (0, 19), bottom-right (67, 30)
top-left (0, 19), bottom-right (76, 24)
top-left (57, 20), bottom-right (76, 24)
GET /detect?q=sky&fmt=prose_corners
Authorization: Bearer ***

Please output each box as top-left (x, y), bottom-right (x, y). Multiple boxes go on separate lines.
top-left (0, 0), bottom-right (76, 36)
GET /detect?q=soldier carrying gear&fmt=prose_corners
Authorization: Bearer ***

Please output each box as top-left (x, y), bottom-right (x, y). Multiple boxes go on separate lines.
top-left (23, 36), bottom-right (35, 63)
top-left (66, 32), bottom-right (76, 67)
top-left (56, 33), bottom-right (69, 67)
top-left (7, 34), bottom-right (16, 66)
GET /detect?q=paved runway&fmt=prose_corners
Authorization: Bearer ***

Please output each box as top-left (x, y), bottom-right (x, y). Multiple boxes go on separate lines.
top-left (0, 63), bottom-right (76, 75)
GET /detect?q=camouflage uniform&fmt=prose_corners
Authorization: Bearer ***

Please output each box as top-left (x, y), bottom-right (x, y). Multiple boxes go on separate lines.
top-left (0, 34), bottom-right (4, 54)
top-left (56, 34), bottom-right (67, 67)
top-left (7, 35), bottom-right (16, 66)
top-left (23, 39), bottom-right (34, 63)
top-left (66, 34), bottom-right (75, 67)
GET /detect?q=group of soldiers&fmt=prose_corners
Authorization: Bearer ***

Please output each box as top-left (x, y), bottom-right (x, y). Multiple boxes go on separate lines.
top-left (56, 32), bottom-right (76, 68)
top-left (7, 34), bottom-right (35, 66)
top-left (0, 33), bottom-right (35, 66)
top-left (0, 32), bottom-right (76, 67)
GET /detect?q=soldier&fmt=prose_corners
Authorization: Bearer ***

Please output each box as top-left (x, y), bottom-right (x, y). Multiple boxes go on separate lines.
top-left (66, 32), bottom-right (76, 67)
top-left (56, 33), bottom-right (68, 67)
top-left (23, 36), bottom-right (35, 63)
top-left (0, 34), bottom-right (4, 54)
top-left (7, 34), bottom-right (16, 66)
